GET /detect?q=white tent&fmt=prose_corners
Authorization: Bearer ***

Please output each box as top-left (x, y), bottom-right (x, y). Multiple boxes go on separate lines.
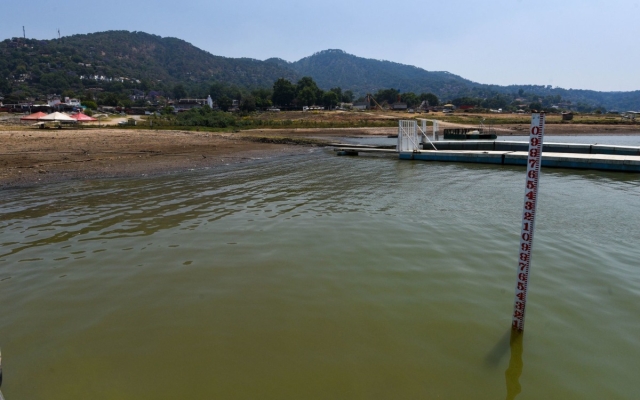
top-left (38, 112), bottom-right (76, 122)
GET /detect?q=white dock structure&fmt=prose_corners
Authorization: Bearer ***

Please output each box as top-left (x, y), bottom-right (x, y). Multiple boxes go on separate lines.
top-left (333, 120), bottom-right (640, 173)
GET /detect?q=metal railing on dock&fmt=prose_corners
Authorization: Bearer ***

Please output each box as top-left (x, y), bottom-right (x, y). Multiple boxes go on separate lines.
top-left (332, 120), bottom-right (640, 172)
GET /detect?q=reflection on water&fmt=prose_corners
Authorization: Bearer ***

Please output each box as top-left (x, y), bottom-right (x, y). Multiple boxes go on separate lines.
top-left (505, 331), bottom-right (524, 400)
top-left (484, 329), bottom-right (524, 399)
top-left (1, 144), bottom-right (640, 399)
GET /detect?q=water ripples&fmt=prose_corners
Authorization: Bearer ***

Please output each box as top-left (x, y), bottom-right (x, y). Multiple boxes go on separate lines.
top-left (1, 149), bottom-right (640, 398)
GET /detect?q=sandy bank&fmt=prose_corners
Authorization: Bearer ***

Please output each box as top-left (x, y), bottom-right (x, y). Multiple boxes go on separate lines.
top-left (1, 124), bottom-right (639, 188)
top-left (0, 128), bottom-right (315, 188)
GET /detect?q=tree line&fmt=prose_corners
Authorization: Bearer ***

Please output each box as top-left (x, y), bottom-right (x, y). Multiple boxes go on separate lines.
top-left (3, 58), bottom-right (595, 114)
top-left (446, 88), bottom-right (607, 113)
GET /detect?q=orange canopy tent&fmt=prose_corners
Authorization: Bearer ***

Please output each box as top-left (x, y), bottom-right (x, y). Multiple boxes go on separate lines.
top-left (20, 111), bottom-right (48, 121)
top-left (70, 112), bottom-right (98, 122)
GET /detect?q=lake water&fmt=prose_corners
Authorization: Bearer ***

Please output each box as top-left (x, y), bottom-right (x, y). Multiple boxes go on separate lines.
top-left (1, 136), bottom-right (640, 399)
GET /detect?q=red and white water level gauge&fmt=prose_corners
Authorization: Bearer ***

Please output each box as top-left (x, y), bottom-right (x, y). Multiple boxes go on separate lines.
top-left (512, 113), bottom-right (545, 332)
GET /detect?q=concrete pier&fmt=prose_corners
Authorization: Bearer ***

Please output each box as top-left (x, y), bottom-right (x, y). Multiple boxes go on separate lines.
top-left (333, 141), bottom-right (640, 173)
top-left (400, 150), bottom-right (640, 173)
top-left (422, 140), bottom-right (640, 156)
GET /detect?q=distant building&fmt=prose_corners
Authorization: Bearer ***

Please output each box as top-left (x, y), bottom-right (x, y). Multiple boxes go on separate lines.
top-left (98, 106), bottom-right (117, 113)
top-left (48, 96), bottom-right (62, 107)
top-left (175, 98), bottom-right (207, 111)
top-left (352, 101), bottom-right (369, 110)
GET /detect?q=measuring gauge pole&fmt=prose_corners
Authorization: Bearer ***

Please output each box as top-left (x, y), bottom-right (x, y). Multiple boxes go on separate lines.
top-left (512, 113), bottom-right (545, 332)
top-left (0, 347), bottom-right (4, 400)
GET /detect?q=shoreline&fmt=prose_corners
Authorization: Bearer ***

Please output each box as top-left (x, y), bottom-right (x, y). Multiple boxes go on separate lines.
top-left (0, 128), bottom-right (315, 189)
top-left (1, 125), bottom-right (639, 188)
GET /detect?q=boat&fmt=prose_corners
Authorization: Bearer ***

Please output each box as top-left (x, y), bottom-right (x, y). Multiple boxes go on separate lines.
top-left (443, 119), bottom-right (498, 140)
top-left (443, 128), bottom-right (497, 140)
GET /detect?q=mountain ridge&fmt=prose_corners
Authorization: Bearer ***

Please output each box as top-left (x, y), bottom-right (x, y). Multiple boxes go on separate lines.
top-left (290, 49), bottom-right (480, 100)
top-left (1, 30), bottom-right (639, 110)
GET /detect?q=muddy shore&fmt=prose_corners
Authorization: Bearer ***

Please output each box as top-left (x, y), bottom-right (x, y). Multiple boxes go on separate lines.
top-left (1, 124), bottom-right (639, 188)
top-left (0, 128), bottom-right (317, 188)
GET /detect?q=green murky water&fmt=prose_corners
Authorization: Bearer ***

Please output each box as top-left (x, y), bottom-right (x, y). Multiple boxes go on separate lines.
top-left (1, 146), bottom-right (639, 399)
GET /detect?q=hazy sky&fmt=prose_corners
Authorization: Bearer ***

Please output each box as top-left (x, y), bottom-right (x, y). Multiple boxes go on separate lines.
top-left (2, 0), bottom-right (639, 92)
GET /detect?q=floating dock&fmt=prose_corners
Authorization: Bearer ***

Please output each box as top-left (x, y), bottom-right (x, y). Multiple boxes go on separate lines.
top-left (419, 140), bottom-right (640, 156)
top-left (333, 140), bottom-right (640, 173)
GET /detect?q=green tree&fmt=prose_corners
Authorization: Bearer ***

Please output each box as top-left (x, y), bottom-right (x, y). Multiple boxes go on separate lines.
top-left (40, 71), bottom-right (70, 94)
top-left (374, 88), bottom-right (400, 105)
top-left (99, 92), bottom-right (120, 107)
top-left (240, 96), bottom-right (257, 112)
top-left (118, 98), bottom-right (133, 108)
top-left (419, 92), bottom-right (439, 107)
top-left (255, 97), bottom-right (272, 109)
top-left (209, 82), bottom-right (243, 102)
top-left (296, 76), bottom-right (322, 105)
top-left (82, 100), bottom-right (97, 110)
top-left (329, 87), bottom-right (342, 100)
top-left (0, 77), bottom-right (11, 95)
top-left (251, 88), bottom-right (272, 109)
top-left (108, 81), bottom-right (125, 93)
top-left (217, 95), bottom-right (232, 112)
top-left (172, 84), bottom-right (187, 100)
top-left (139, 79), bottom-right (151, 92)
top-left (451, 97), bottom-right (481, 107)
top-left (482, 94), bottom-right (509, 109)
top-left (297, 86), bottom-right (317, 107)
top-left (272, 78), bottom-right (296, 106)
top-left (529, 102), bottom-right (543, 112)
top-left (322, 91), bottom-right (339, 109)
top-left (62, 89), bottom-right (77, 99)
top-left (401, 92), bottom-right (419, 107)
top-left (342, 90), bottom-right (354, 103)
top-left (296, 76), bottom-right (320, 93)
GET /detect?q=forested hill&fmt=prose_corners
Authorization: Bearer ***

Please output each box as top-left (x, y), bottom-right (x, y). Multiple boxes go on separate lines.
top-left (1, 30), bottom-right (639, 110)
top-left (290, 49), bottom-right (479, 100)
top-left (286, 50), bottom-right (639, 111)
top-left (0, 31), bottom-right (300, 95)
